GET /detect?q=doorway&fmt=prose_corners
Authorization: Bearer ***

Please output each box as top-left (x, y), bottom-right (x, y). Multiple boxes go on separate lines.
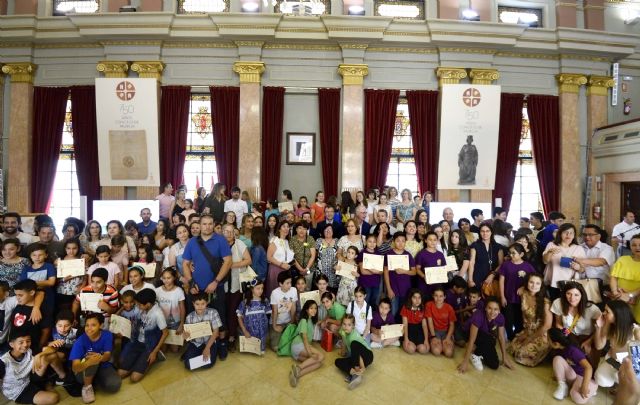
top-left (622, 182), bottom-right (640, 217)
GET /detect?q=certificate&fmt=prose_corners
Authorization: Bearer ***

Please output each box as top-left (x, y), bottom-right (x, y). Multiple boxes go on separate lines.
top-left (300, 290), bottom-right (321, 307)
top-left (188, 355), bottom-right (211, 370)
top-left (109, 314), bottom-right (132, 339)
top-left (363, 253), bottom-right (384, 272)
top-left (387, 254), bottom-right (409, 271)
top-left (424, 266), bottom-right (449, 284)
top-left (183, 322), bottom-right (212, 341)
top-left (380, 324), bottom-right (404, 340)
top-left (445, 256), bottom-right (458, 272)
top-left (165, 330), bottom-right (184, 346)
top-left (132, 262), bottom-right (157, 279)
top-left (239, 336), bottom-right (262, 355)
top-left (278, 201), bottom-right (294, 212)
top-left (239, 266), bottom-right (258, 284)
top-left (335, 261), bottom-right (357, 280)
top-left (80, 293), bottom-right (103, 313)
top-left (57, 258), bottom-right (85, 278)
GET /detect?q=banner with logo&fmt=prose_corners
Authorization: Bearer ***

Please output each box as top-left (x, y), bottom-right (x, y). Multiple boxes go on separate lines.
top-left (95, 78), bottom-right (160, 187)
top-left (437, 84), bottom-right (501, 190)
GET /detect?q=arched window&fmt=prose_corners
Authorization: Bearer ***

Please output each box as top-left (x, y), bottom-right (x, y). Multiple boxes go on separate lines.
top-left (183, 93), bottom-right (218, 195)
top-left (386, 99), bottom-right (419, 195)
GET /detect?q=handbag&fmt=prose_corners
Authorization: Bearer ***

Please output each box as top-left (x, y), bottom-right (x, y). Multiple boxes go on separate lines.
top-left (196, 236), bottom-right (228, 283)
top-left (481, 279), bottom-right (500, 298)
top-left (321, 329), bottom-right (334, 352)
top-left (557, 273), bottom-right (603, 304)
top-left (277, 323), bottom-right (300, 357)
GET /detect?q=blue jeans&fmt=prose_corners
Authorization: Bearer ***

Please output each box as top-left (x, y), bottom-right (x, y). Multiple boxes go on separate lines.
top-left (363, 286), bottom-right (380, 308)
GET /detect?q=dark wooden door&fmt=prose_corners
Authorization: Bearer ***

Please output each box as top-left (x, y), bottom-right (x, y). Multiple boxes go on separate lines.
top-left (622, 182), bottom-right (640, 217)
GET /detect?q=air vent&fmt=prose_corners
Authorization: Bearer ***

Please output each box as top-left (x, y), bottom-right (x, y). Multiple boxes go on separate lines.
top-left (624, 131), bottom-right (639, 139)
top-left (604, 135), bottom-right (618, 142)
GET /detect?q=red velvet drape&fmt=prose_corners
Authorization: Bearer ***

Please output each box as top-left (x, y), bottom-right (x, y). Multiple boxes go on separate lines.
top-left (210, 86), bottom-right (240, 188)
top-left (364, 89), bottom-right (400, 190)
top-left (527, 95), bottom-right (560, 214)
top-left (159, 86), bottom-right (191, 190)
top-left (32, 87), bottom-right (70, 213)
top-left (318, 88), bottom-right (341, 197)
top-left (70, 86), bottom-right (100, 219)
top-left (260, 87), bottom-right (285, 201)
top-left (492, 93), bottom-right (525, 211)
top-left (407, 90), bottom-right (439, 196)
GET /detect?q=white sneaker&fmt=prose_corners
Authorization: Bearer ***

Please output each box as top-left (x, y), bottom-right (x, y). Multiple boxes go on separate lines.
top-left (392, 340), bottom-right (401, 347)
top-left (370, 341), bottom-right (383, 349)
top-left (470, 354), bottom-right (484, 371)
top-left (553, 381), bottom-right (569, 400)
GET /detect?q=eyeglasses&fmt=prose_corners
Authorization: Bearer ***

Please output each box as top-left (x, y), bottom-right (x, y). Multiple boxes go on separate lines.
top-left (581, 233), bottom-right (599, 237)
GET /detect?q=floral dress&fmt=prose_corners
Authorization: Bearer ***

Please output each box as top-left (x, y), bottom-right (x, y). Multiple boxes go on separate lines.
top-left (507, 295), bottom-right (551, 367)
top-left (237, 299), bottom-right (271, 352)
top-left (0, 258), bottom-right (29, 295)
top-left (315, 238), bottom-right (338, 289)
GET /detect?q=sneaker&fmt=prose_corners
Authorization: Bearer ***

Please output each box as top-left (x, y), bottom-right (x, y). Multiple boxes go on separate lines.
top-left (289, 369), bottom-right (298, 388)
top-left (392, 340), bottom-right (401, 347)
top-left (348, 375), bottom-right (362, 390)
top-left (58, 373), bottom-right (76, 386)
top-left (470, 354), bottom-right (484, 371)
top-left (370, 341), bottom-right (383, 349)
top-left (553, 381), bottom-right (569, 400)
top-left (157, 351), bottom-right (167, 362)
top-left (217, 340), bottom-right (228, 361)
top-left (335, 340), bottom-right (343, 349)
top-left (81, 384), bottom-right (95, 404)
top-left (291, 364), bottom-right (301, 379)
top-left (344, 375), bottom-right (351, 383)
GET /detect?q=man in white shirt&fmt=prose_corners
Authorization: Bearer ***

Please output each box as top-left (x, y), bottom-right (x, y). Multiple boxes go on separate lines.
top-left (573, 224), bottom-right (615, 285)
top-left (612, 211), bottom-right (640, 257)
top-left (369, 210), bottom-right (397, 235)
top-left (0, 213), bottom-right (38, 246)
top-left (223, 186), bottom-right (248, 228)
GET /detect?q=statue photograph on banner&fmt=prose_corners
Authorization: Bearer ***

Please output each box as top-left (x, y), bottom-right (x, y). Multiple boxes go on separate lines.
top-left (95, 78), bottom-right (160, 187)
top-left (437, 84), bottom-right (501, 190)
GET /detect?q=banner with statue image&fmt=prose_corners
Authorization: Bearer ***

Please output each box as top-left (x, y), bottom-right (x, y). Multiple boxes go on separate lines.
top-left (437, 84), bottom-right (501, 190)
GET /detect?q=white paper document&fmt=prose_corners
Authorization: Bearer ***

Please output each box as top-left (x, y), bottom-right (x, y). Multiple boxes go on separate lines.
top-left (80, 293), bottom-right (103, 313)
top-left (109, 314), bottom-right (132, 339)
top-left (445, 256), bottom-right (458, 271)
top-left (362, 253), bottom-right (384, 272)
top-left (387, 254), bottom-right (409, 271)
top-left (132, 262), bottom-right (157, 279)
top-left (188, 355), bottom-right (211, 370)
top-left (183, 322), bottom-right (212, 341)
top-left (336, 261), bottom-right (357, 280)
top-left (380, 324), bottom-right (404, 340)
top-left (239, 336), bottom-right (262, 355)
top-left (164, 329), bottom-right (185, 346)
top-left (424, 266), bottom-right (449, 284)
top-left (300, 290), bottom-right (321, 307)
top-left (57, 259), bottom-right (86, 278)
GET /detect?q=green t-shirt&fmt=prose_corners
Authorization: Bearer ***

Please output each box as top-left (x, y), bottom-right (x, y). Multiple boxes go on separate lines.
top-left (328, 302), bottom-right (346, 320)
top-left (339, 329), bottom-right (371, 352)
top-left (292, 318), bottom-right (314, 346)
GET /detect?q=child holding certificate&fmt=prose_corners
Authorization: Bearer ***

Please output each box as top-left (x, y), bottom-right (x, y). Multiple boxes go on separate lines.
top-left (237, 279), bottom-right (271, 354)
top-left (384, 232), bottom-right (416, 318)
top-left (87, 245), bottom-right (121, 291)
top-left (370, 298), bottom-right (400, 348)
top-left (357, 235), bottom-right (382, 307)
top-left (182, 293), bottom-right (221, 370)
top-left (336, 246), bottom-right (360, 306)
top-left (415, 232), bottom-right (447, 298)
top-left (56, 239), bottom-right (87, 313)
top-left (155, 268), bottom-right (185, 353)
top-left (335, 314), bottom-right (373, 390)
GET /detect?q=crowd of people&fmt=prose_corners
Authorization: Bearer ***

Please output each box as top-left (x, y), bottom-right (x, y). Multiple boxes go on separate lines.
top-left (0, 182), bottom-right (639, 404)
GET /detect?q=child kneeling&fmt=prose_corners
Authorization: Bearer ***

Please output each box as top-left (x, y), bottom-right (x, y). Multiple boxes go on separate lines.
top-left (335, 314), bottom-right (374, 390)
top-left (549, 328), bottom-right (598, 404)
top-left (182, 293), bottom-right (221, 370)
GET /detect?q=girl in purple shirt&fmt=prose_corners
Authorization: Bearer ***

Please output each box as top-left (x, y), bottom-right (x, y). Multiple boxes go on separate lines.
top-left (415, 232), bottom-right (447, 298)
top-left (498, 243), bottom-right (536, 340)
top-left (357, 235), bottom-right (383, 307)
top-left (548, 327), bottom-right (597, 403)
top-left (383, 232), bottom-right (416, 319)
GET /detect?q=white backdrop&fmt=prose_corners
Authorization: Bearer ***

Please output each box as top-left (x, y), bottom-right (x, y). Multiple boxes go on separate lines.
top-left (437, 84), bottom-right (501, 190)
top-left (93, 200), bottom-right (160, 233)
top-left (430, 202), bottom-right (492, 225)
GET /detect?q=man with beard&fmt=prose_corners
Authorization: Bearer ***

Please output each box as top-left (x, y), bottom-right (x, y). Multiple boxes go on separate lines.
top-left (0, 213), bottom-right (38, 247)
top-left (25, 224), bottom-right (64, 263)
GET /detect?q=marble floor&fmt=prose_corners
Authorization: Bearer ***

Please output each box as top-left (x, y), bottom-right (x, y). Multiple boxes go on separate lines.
top-left (27, 343), bottom-right (618, 405)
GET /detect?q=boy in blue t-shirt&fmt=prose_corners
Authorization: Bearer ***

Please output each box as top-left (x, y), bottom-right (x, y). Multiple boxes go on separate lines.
top-left (20, 244), bottom-right (56, 320)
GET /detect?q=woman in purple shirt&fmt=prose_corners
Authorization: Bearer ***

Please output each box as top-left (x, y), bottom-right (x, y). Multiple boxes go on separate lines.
top-left (415, 232), bottom-right (447, 298)
top-left (498, 243), bottom-right (536, 340)
top-left (383, 232), bottom-right (416, 319)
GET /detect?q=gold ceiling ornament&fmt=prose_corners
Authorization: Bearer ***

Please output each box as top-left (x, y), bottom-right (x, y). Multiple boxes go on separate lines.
top-left (556, 73), bottom-right (588, 94)
top-left (232, 61), bottom-right (265, 84)
top-left (436, 67), bottom-right (467, 87)
top-left (469, 68), bottom-right (500, 85)
top-left (234, 41), bottom-right (265, 48)
top-left (586, 75), bottom-right (614, 96)
top-left (338, 64), bottom-right (369, 86)
top-left (96, 61), bottom-right (129, 78)
top-left (1, 62), bottom-right (37, 84)
top-left (131, 61), bottom-right (165, 81)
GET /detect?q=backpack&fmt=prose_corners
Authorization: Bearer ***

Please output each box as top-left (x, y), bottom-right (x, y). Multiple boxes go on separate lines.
top-left (276, 323), bottom-right (300, 357)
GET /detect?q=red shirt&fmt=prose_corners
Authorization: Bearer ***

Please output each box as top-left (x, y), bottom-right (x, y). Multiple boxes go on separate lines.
top-left (400, 306), bottom-right (425, 324)
top-left (426, 301), bottom-right (456, 331)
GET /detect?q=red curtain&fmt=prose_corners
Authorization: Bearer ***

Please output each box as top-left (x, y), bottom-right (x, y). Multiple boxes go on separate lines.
top-left (32, 86), bottom-right (70, 213)
top-left (406, 90), bottom-right (439, 196)
top-left (260, 86), bottom-right (285, 201)
top-left (70, 86), bottom-right (100, 219)
top-left (210, 86), bottom-right (240, 188)
top-left (159, 86), bottom-right (191, 190)
top-left (364, 89), bottom-right (400, 190)
top-left (318, 88), bottom-right (341, 197)
top-left (492, 93), bottom-right (525, 211)
top-left (528, 95), bottom-right (560, 214)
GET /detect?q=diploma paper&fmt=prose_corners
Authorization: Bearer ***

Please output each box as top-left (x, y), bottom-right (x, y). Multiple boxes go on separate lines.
top-left (239, 266), bottom-right (258, 284)
top-left (188, 355), bottom-right (211, 370)
top-left (165, 330), bottom-right (184, 346)
top-left (387, 254), bottom-right (409, 271)
top-left (239, 336), bottom-right (262, 355)
top-left (424, 266), bottom-right (449, 284)
top-left (445, 256), bottom-right (459, 272)
top-left (57, 258), bottom-right (85, 278)
top-left (132, 262), bottom-right (157, 279)
top-left (80, 293), bottom-right (103, 313)
top-left (363, 253), bottom-right (384, 272)
top-left (300, 290), bottom-right (321, 307)
top-left (183, 322), bottom-right (212, 341)
top-left (380, 324), bottom-right (404, 340)
top-left (336, 261), bottom-right (357, 280)
top-left (278, 201), bottom-right (294, 212)
top-left (109, 314), bottom-right (132, 338)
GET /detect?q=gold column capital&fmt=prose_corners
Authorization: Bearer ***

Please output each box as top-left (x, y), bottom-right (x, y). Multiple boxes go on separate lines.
top-left (587, 75), bottom-right (614, 96)
top-left (436, 67), bottom-right (467, 87)
top-left (469, 68), bottom-right (499, 85)
top-left (338, 64), bottom-right (369, 86)
top-left (131, 61), bottom-right (165, 81)
top-left (96, 61), bottom-right (129, 78)
top-left (1, 63), bottom-right (37, 84)
top-left (556, 73), bottom-right (587, 94)
top-left (232, 61), bottom-right (265, 84)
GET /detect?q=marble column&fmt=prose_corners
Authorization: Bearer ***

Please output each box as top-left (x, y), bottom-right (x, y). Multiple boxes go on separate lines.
top-left (468, 68), bottom-right (500, 204)
top-left (338, 64), bottom-right (368, 193)
top-left (1, 63), bottom-right (36, 212)
top-left (96, 61), bottom-right (129, 200)
top-left (131, 61), bottom-right (164, 200)
top-left (557, 73), bottom-right (587, 223)
top-left (583, 0), bottom-right (605, 30)
top-left (586, 75), bottom-right (613, 223)
top-left (233, 61), bottom-right (264, 202)
top-left (435, 67), bottom-right (467, 203)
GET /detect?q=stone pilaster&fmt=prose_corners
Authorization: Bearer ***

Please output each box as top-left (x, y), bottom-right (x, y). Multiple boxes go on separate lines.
top-left (469, 68), bottom-right (499, 85)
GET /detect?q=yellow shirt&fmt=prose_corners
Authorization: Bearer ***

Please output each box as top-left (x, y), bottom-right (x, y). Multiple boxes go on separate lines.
top-left (611, 256), bottom-right (640, 322)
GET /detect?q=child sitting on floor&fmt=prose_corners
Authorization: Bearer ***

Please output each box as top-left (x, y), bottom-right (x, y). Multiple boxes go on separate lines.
top-left (336, 314), bottom-right (374, 390)
top-left (182, 293), bottom-right (221, 370)
top-left (370, 298), bottom-right (400, 348)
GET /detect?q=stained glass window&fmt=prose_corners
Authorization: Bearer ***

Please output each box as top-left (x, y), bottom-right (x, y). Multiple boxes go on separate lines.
top-left (386, 100), bottom-right (419, 195)
top-left (183, 94), bottom-right (218, 195)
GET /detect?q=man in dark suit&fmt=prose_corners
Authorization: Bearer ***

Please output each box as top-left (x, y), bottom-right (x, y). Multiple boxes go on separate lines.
top-left (315, 205), bottom-right (345, 239)
top-left (355, 206), bottom-right (371, 236)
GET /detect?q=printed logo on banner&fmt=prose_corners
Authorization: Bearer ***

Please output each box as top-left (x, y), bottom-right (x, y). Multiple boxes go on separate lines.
top-left (116, 81), bottom-right (136, 101)
top-left (462, 87), bottom-right (481, 107)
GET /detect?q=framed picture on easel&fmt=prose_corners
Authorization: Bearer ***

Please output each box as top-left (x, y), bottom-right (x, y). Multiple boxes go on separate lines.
top-left (286, 132), bottom-right (315, 165)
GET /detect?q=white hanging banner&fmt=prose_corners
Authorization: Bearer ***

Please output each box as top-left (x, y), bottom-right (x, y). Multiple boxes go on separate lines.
top-left (437, 84), bottom-right (501, 190)
top-left (95, 78), bottom-right (160, 187)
